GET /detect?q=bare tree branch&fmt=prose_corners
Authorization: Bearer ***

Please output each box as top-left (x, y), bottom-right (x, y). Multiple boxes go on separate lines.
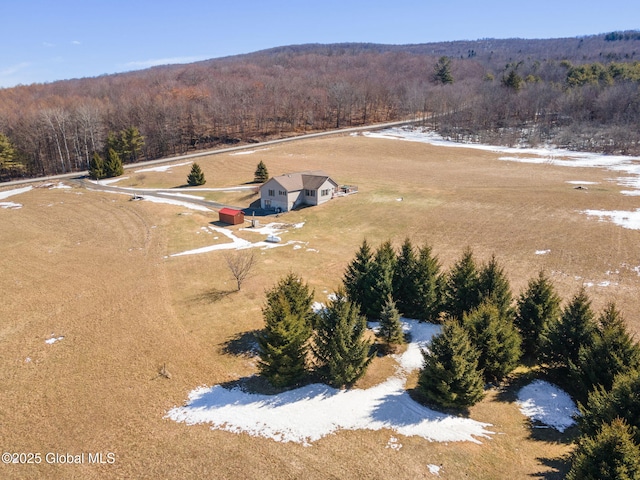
top-left (224, 250), bottom-right (257, 291)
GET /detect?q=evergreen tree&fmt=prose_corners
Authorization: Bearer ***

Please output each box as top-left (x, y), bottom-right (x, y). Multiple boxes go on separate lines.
top-left (541, 289), bottom-right (596, 370)
top-left (312, 290), bottom-right (373, 388)
top-left (0, 133), bottom-right (24, 179)
top-left (412, 243), bottom-right (444, 323)
top-left (478, 255), bottom-right (513, 319)
top-left (417, 320), bottom-right (485, 410)
top-left (369, 240), bottom-right (397, 318)
top-left (104, 131), bottom-right (123, 157)
top-left (393, 238), bottom-right (418, 317)
top-left (571, 303), bottom-right (640, 400)
top-left (443, 247), bottom-right (481, 320)
top-left (567, 418), bottom-right (640, 480)
top-left (254, 160), bottom-right (269, 183)
top-left (514, 271), bottom-right (561, 359)
top-left (187, 162), bottom-right (206, 186)
top-left (257, 274), bottom-right (315, 388)
top-left (433, 56), bottom-right (454, 84)
top-left (579, 369), bottom-right (640, 444)
top-left (502, 69), bottom-right (524, 91)
top-left (343, 239), bottom-right (375, 314)
top-left (121, 126), bottom-right (144, 162)
top-left (104, 147), bottom-right (123, 177)
top-left (463, 302), bottom-right (522, 383)
top-left (88, 152), bottom-right (105, 180)
top-left (378, 295), bottom-right (405, 353)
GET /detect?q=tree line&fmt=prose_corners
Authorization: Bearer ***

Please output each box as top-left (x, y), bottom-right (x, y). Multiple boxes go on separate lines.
top-left (1, 33), bottom-right (640, 181)
top-left (257, 238), bottom-right (640, 477)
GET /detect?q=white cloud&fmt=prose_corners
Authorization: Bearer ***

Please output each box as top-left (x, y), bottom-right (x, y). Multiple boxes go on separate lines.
top-left (43, 42), bottom-right (55, 48)
top-left (0, 62), bottom-right (31, 77)
top-left (71, 40), bottom-right (81, 45)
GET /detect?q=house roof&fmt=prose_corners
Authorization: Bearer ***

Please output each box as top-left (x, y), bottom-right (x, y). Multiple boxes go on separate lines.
top-left (219, 208), bottom-right (243, 216)
top-left (268, 171), bottom-right (336, 192)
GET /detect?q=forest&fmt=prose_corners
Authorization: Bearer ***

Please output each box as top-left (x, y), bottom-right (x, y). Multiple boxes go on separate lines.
top-left (1, 31), bottom-right (639, 181)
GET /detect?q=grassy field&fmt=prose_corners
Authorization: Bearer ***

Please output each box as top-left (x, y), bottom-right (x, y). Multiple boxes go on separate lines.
top-left (2, 132), bottom-right (639, 479)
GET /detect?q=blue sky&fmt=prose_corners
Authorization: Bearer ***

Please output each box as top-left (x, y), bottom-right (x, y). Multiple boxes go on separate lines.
top-left (1, 0), bottom-right (638, 88)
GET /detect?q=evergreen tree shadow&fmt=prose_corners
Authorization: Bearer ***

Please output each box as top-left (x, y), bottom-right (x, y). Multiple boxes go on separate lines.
top-left (528, 455), bottom-right (572, 479)
top-left (220, 330), bottom-right (261, 358)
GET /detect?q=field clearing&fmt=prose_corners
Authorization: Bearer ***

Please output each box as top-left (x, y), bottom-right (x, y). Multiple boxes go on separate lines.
top-left (2, 132), bottom-right (640, 479)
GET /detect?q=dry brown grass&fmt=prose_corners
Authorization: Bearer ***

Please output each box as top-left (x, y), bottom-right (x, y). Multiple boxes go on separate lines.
top-left (2, 133), bottom-right (639, 479)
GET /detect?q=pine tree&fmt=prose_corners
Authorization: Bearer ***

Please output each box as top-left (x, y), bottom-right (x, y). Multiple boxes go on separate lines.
top-left (579, 369), bottom-right (640, 444)
top-left (571, 303), bottom-right (640, 400)
top-left (412, 243), bottom-right (444, 323)
top-left (254, 160), bottom-right (269, 183)
top-left (463, 302), bottom-right (522, 383)
top-left (541, 289), bottom-right (596, 370)
top-left (343, 239), bottom-right (375, 314)
top-left (514, 271), bottom-right (561, 359)
top-left (187, 162), bottom-right (206, 186)
top-left (88, 152), bottom-right (105, 180)
top-left (417, 320), bottom-right (485, 410)
top-left (104, 147), bottom-right (123, 177)
top-left (368, 241), bottom-right (397, 318)
top-left (443, 247), bottom-right (481, 320)
top-left (121, 126), bottom-right (144, 162)
top-left (312, 290), bottom-right (373, 388)
top-left (257, 274), bottom-right (315, 388)
top-left (393, 238), bottom-right (418, 317)
top-left (378, 295), bottom-right (405, 353)
top-left (0, 133), bottom-right (24, 179)
top-left (478, 255), bottom-right (513, 319)
top-left (433, 56), bottom-right (454, 84)
top-left (567, 418), bottom-right (640, 480)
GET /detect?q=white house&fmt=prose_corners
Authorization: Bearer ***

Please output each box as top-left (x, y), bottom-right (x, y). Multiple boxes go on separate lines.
top-left (259, 171), bottom-right (339, 212)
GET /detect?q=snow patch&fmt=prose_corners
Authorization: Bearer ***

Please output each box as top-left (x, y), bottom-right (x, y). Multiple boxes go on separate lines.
top-left (582, 209), bottom-right (640, 230)
top-left (166, 319), bottom-right (492, 445)
top-left (141, 195), bottom-right (211, 212)
top-left (386, 436), bottom-right (402, 451)
top-left (427, 464), bottom-right (441, 476)
top-left (516, 380), bottom-right (578, 432)
top-left (0, 185), bottom-right (32, 200)
top-left (45, 334), bottom-right (64, 345)
top-left (134, 161), bottom-right (192, 173)
top-left (535, 249), bottom-right (551, 255)
top-left (1, 201), bottom-right (22, 209)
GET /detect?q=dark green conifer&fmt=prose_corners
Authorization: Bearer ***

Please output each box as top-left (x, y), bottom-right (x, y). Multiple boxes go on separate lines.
top-left (412, 243), bottom-right (444, 322)
top-left (417, 320), bottom-right (485, 410)
top-left (369, 240), bottom-right (397, 318)
top-left (187, 162), bottom-right (206, 186)
top-left (312, 290), bottom-right (373, 388)
top-left (567, 418), bottom-right (640, 480)
top-left (578, 369), bottom-right (640, 444)
top-left (541, 289), bottom-right (596, 369)
top-left (478, 255), bottom-right (513, 319)
top-left (378, 296), bottom-right (405, 353)
top-left (254, 160), bottom-right (269, 183)
top-left (257, 274), bottom-right (315, 388)
top-left (343, 239), bottom-right (375, 314)
top-left (104, 147), bottom-right (123, 177)
top-left (571, 303), bottom-right (640, 400)
top-left (514, 271), bottom-right (561, 359)
top-left (393, 238), bottom-right (418, 317)
top-left (443, 247), bottom-right (481, 320)
top-left (463, 302), bottom-right (521, 383)
top-left (88, 152), bottom-right (105, 180)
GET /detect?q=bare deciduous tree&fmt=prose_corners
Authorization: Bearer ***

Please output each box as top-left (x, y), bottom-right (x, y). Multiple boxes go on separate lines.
top-left (224, 250), bottom-right (256, 291)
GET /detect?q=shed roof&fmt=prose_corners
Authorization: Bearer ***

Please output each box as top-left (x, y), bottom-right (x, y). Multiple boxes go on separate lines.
top-left (219, 208), bottom-right (243, 216)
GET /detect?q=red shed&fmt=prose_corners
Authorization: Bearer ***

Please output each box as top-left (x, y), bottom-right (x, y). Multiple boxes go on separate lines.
top-left (218, 208), bottom-right (245, 225)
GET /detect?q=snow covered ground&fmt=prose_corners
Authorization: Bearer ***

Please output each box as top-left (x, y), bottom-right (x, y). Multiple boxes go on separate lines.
top-left (167, 316), bottom-right (580, 445)
top-left (365, 127), bottom-right (640, 230)
top-left (166, 319), bottom-right (498, 445)
top-left (0, 185), bottom-right (32, 209)
top-left (516, 380), bottom-right (578, 432)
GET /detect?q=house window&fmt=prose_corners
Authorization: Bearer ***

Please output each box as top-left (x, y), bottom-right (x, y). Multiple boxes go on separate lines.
top-left (268, 189), bottom-right (275, 196)
top-left (305, 189), bottom-right (315, 197)
top-left (279, 190), bottom-right (286, 196)
top-left (321, 189), bottom-right (331, 196)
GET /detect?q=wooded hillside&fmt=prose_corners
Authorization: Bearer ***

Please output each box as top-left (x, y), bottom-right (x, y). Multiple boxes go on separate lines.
top-left (1, 31), bottom-right (639, 181)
